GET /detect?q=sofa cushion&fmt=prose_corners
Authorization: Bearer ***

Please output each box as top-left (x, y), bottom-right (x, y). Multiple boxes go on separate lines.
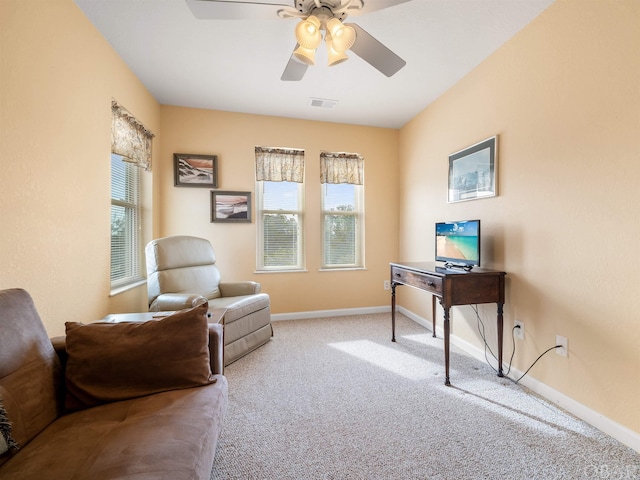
top-left (64, 302), bottom-right (214, 411)
top-left (0, 381), bottom-right (228, 479)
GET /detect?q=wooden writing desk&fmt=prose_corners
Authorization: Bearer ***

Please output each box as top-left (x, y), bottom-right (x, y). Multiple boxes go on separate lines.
top-left (390, 262), bottom-right (506, 385)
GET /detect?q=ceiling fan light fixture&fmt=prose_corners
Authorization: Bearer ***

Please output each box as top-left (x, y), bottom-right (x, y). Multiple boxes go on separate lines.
top-left (326, 18), bottom-right (356, 52)
top-left (328, 49), bottom-right (349, 66)
top-left (326, 35), bottom-right (349, 66)
top-left (293, 44), bottom-right (316, 65)
top-left (295, 15), bottom-right (322, 50)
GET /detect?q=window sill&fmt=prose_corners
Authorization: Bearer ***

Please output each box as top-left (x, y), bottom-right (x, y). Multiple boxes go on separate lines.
top-left (254, 269), bottom-right (308, 274)
top-left (110, 278), bottom-right (146, 297)
top-left (318, 267), bottom-right (367, 272)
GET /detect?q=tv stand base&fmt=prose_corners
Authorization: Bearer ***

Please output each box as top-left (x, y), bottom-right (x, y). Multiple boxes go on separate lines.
top-left (443, 262), bottom-right (474, 272)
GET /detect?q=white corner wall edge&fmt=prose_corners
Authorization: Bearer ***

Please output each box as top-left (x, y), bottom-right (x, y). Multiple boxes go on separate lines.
top-left (396, 306), bottom-right (640, 454)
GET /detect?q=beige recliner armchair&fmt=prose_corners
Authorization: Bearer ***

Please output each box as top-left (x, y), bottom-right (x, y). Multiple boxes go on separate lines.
top-left (145, 235), bottom-right (272, 366)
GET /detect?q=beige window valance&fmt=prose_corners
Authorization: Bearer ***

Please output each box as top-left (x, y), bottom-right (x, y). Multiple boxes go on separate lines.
top-left (320, 151), bottom-right (364, 185)
top-left (111, 100), bottom-right (154, 171)
top-left (255, 146), bottom-right (305, 183)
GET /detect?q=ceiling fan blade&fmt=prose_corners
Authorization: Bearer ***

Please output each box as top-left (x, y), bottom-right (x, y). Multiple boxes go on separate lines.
top-left (185, 0), bottom-right (290, 20)
top-left (281, 47), bottom-right (308, 81)
top-left (345, 0), bottom-right (413, 17)
top-left (347, 23), bottom-right (406, 77)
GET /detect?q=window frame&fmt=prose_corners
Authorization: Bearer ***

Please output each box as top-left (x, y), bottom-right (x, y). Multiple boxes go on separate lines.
top-left (110, 153), bottom-right (144, 294)
top-left (320, 182), bottom-right (365, 270)
top-left (256, 180), bottom-right (306, 272)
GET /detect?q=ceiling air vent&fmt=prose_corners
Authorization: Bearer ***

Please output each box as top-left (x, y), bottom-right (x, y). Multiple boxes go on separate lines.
top-left (309, 97), bottom-right (338, 109)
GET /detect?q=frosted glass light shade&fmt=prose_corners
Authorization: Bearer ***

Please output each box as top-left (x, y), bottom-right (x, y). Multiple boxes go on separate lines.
top-left (327, 37), bottom-right (349, 66)
top-left (326, 18), bottom-right (355, 52)
top-left (295, 15), bottom-right (321, 50)
top-left (293, 45), bottom-right (316, 65)
top-left (328, 49), bottom-right (349, 66)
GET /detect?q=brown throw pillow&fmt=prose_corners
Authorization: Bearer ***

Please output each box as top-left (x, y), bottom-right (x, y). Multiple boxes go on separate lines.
top-left (64, 302), bottom-right (214, 411)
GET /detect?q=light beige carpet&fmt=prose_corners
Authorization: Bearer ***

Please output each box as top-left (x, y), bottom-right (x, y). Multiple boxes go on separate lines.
top-left (211, 313), bottom-right (638, 479)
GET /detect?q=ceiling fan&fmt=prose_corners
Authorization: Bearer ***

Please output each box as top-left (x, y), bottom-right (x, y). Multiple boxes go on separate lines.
top-left (185, 0), bottom-right (411, 81)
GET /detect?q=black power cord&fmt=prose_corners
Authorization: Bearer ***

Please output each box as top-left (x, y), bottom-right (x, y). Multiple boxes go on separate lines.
top-left (471, 305), bottom-right (562, 384)
top-left (512, 345), bottom-right (562, 384)
top-left (471, 304), bottom-right (501, 375)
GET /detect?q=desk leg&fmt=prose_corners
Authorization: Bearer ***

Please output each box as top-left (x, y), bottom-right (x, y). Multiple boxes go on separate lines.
top-left (391, 282), bottom-right (397, 342)
top-left (497, 303), bottom-right (504, 377)
top-left (431, 295), bottom-right (437, 337)
top-left (444, 307), bottom-right (451, 386)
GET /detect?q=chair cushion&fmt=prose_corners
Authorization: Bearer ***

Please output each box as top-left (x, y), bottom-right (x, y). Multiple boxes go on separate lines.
top-left (151, 265), bottom-right (222, 301)
top-left (64, 303), bottom-right (214, 412)
top-left (210, 293), bottom-right (270, 323)
top-left (146, 235), bottom-right (216, 271)
top-left (146, 236), bottom-right (224, 306)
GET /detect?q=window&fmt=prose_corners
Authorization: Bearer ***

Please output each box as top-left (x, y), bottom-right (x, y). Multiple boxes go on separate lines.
top-left (255, 147), bottom-right (305, 271)
top-left (320, 152), bottom-right (364, 269)
top-left (257, 181), bottom-right (304, 270)
top-left (110, 153), bottom-right (142, 289)
top-left (110, 101), bottom-right (153, 292)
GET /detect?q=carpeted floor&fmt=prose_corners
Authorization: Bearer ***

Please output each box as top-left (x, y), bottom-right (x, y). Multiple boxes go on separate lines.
top-left (211, 313), bottom-right (639, 479)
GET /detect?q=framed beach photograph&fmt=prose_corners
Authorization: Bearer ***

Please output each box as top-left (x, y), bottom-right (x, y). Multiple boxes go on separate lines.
top-left (174, 153), bottom-right (218, 188)
top-left (448, 136), bottom-right (498, 203)
top-left (211, 191), bottom-right (251, 223)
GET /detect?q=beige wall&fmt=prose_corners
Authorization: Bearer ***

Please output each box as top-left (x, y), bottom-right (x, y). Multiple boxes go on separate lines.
top-left (0, 0), bottom-right (398, 329)
top-left (2, 0), bottom-right (637, 444)
top-left (0, 0), bottom-right (160, 335)
top-left (398, 0), bottom-right (639, 434)
top-left (159, 106), bottom-right (399, 314)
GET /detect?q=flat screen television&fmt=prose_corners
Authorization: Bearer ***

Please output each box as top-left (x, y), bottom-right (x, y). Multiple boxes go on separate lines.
top-left (435, 220), bottom-right (480, 270)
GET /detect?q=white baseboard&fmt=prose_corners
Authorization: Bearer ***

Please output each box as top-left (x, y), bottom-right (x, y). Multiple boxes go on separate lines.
top-left (271, 305), bottom-right (389, 322)
top-left (397, 306), bottom-right (640, 453)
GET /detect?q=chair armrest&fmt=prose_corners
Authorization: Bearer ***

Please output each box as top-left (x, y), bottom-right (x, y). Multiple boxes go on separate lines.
top-left (219, 281), bottom-right (261, 297)
top-left (151, 293), bottom-right (207, 311)
top-left (208, 323), bottom-right (224, 375)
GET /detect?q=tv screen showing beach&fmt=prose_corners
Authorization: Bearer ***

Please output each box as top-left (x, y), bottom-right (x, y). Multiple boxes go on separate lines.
top-left (435, 220), bottom-right (480, 265)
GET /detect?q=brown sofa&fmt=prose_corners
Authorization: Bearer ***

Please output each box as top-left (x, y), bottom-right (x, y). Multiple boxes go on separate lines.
top-left (0, 288), bottom-right (228, 479)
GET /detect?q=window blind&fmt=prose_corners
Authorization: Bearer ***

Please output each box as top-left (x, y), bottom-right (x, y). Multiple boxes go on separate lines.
top-left (110, 154), bottom-right (142, 287)
top-left (320, 152), bottom-right (364, 268)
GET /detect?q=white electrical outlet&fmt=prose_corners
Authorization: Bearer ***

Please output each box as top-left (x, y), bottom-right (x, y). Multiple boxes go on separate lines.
top-left (556, 335), bottom-right (568, 357)
top-left (383, 280), bottom-right (390, 290)
top-left (514, 320), bottom-right (524, 340)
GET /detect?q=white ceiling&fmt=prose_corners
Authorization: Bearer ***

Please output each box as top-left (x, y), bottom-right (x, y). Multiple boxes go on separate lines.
top-left (74, 0), bottom-right (555, 129)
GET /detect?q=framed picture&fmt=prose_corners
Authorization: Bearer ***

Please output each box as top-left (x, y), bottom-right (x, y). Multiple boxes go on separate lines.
top-left (211, 191), bottom-right (251, 223)
top-left (448, 136), bottom-right (498, 203)
top-left (174, 153), bottom-right (218, 188)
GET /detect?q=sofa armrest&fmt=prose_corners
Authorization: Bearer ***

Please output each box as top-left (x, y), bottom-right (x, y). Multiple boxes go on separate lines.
top-left (50, 335), bottom-right (69, 409)
top-left (51, 335), bottom-right (68, 369)
top-left (219, 281), bottom-right (261, 297)
top-left (208, 323), bottom-right (224, 375)
top-left (151, 293), bottom-right (207, 312)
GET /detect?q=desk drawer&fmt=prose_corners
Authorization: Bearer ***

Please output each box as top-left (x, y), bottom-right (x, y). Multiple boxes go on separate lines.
top-left (391, 267), bottom-right (443, 295)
